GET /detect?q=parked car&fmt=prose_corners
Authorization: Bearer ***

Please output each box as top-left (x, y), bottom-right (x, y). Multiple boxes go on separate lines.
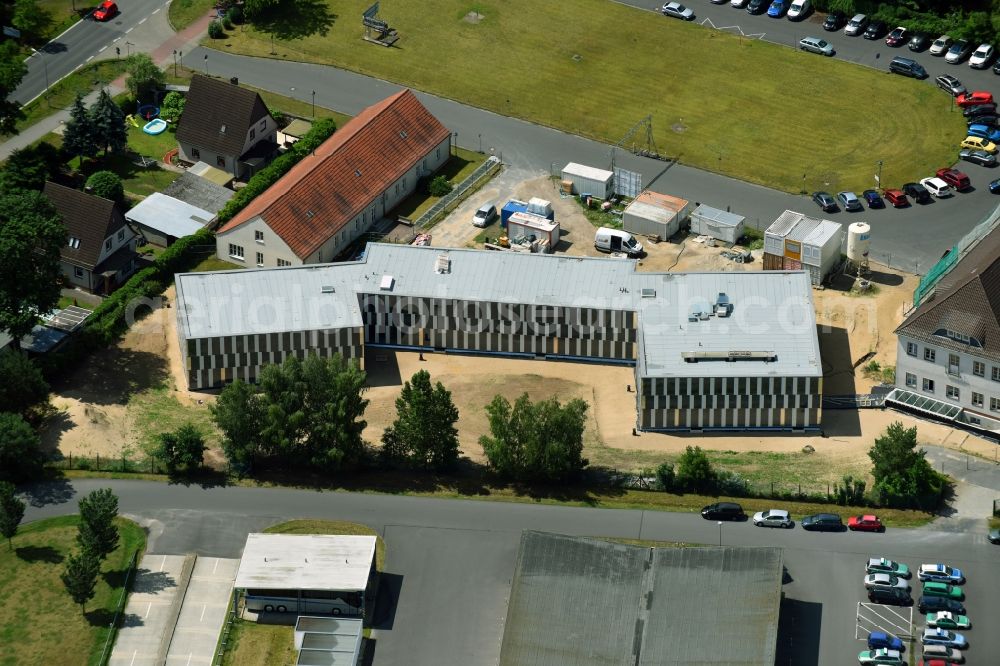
top-left (956, 90), bottom-right (994, 107)
top-left (920, 644), bottom-right (965, 663)
top-left (845, 13), bottom-right (868, 36)
top-left (848, 514), bottom-right (884, 531)
top-left (857, 648), bottom-right (904, 666)
top-left (930, 35), bottom-right (953, 55)
top-left (472, 203), bottom-right (497, 227)
top-left (908, 32), bottom-right (929, 51)
top-left (921, 582), bottom-right (964, 601)
top-left (799, 36), bottom-right (834, 56)
top-left (866, 557), bottom-right (910, 577)
top-left (862, 189), bottom-right (884, 208)
top-left (935, 74), bottom-right (966, 96)
top-left (963, 101), bottom-right (998, 116)
top-left (920, 628), bottom-right (967, 649)
top-left (918, 595), bottom-right (964, 614)
top-left (958, 149), bottom-right (997, 166)
top-left (836, 191), bottom-right (862, 211)
top-left (93, 0), bottom-right (118, 21)
top-left (731, 0), bottom-right (751, 7)
top-left (867, 631), bottom-right (904, 651)
top-left (746, 0), bottom-right (768, 14)
top-left (822, 11), bottom-right (844, 31)
top-left (753, 509), bottom-right (793, 528)
top-left (926, 611), bottom-right (971, 630)
top-left (811, 191), bottom-right (837, 212)
top-left (991, 178), bottom-right (1000, 194)
top-left (946, 40), bottom-right (973, 63)
top-left (864, 573), bottom-right (910, 591)
top-left (903, 182), bottom-right (933, 203)
top-left (967, 123), bottom-right (1000, 142)
top-left (883, 189), bottom-right (909, 207)
top-left (801, 513), bottom-right (843, 531)
top-left (969, 43), bottom-right (995, 68)
top-left (889, 56), bottom-right (926, 78)
top-left (661, 2), bottom-right (695, 19)
top-left (786, 0), bottom-right (810, 21)
top-left (918, 564), bottom-right (965, 584)
top-left (885, 26), bottom-right (908, 47)
top-left (701, 502), bottom-right (745, 520)
top-left (868, 586), bottom-right (912, 606)
top-left (767, 0), bottom-right (788, 17)
top-left (920, 177), bottom-right (953, 197)
top-left (961, 136), bottom-right (998, 153)
top-left (994, 59), bottom-right (1000, 75)
top-left (968, 113), bottom-right (1000, 127)
top-left (936, 167), bottom-right (970, 190)
top-left (864, 20), bottom-right (886, 40)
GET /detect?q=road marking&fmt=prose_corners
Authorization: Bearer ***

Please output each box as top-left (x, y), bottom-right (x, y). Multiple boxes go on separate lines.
top-left (129, 650), bottom-right (137, 666)
top-left (153, 7), bottom-right (161, 14)
top-left (212, 559), bottom-right (219, 574)
top-left (138, 18), bottom-right (147, 25)
top-left (125, 26), bottom-right (133, 34)
top-left (85, 55), bottom-right (94, 62)
top-left (145, 602), bottom-right (151, 618)
top-left (200, 604), bottom-right (207, 621)
top-left (99, 45), bottom-right (107, 52)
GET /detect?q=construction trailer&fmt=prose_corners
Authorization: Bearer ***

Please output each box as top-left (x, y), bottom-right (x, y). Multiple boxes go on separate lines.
top-left (561, 162), bottom-right (614, 199)
top-left (507, 211), bottom-right (560, 252)
top-left (689, 204), bottom-right (746, 244)
top-left (763, 210), bottom-right (844, 285)
top-left (622, 191), bottom-right (691, 239)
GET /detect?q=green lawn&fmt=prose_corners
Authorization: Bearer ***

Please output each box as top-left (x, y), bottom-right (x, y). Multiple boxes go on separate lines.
top-left (16, 60), bottom-right (128, 131)
top-left (392, 148), bottom-right (487, 220)
top-left (57, 296), bottom-right (94, 311)
top-left (32, 1), bottom-right (85, 44)
top-left (0, 515), bottom-right (146, 666)
top-left (128, 385), bottom-right (220, 456)
top-left (211, 0), bottom-right (962, 193)
top-left (168, 0), bottom-right (215, 31)
top-left (189, 255), bottom-right (242, 272)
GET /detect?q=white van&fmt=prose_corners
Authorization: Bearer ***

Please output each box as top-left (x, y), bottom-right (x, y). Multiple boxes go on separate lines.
top-left (595, 227), bottom-right (643, 257)
top-left (787, 0), bottom-right (810, 20)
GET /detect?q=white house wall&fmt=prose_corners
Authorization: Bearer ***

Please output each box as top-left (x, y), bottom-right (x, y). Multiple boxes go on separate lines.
top-left (217, 216), bottom-right (301, 267)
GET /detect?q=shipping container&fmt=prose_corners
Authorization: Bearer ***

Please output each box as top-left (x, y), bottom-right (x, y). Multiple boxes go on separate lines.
top-left (501, 200), bottom-right (528, 228)
top-left (689, 205), bottom-right (745, 244)
top-left (622, 191), bottom-right (690, 239)
top-left (526, 197), bottom-right (554, 220)
top-left (763, 210), bottom-right (844, 284)
top-left (507, 211), bottom-right (560, 252)
top-left (561, 162), bottom-right (614, 199)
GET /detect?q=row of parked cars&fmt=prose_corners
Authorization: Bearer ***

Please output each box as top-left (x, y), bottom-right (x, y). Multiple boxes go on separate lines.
top-left (809, 164), bottom-right (975, 213)
top-left (700, 502), bottom-right (888, 531)
top-left (860, 558), bottom-right (972, 665)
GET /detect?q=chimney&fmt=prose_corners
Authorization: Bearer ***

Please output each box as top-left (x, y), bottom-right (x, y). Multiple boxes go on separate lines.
top-left (230, 76), bottom-right (239, 85)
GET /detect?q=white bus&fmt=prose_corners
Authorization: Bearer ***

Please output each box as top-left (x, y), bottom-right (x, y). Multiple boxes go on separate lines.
top-left (243, 588), bottom-right (364, 616)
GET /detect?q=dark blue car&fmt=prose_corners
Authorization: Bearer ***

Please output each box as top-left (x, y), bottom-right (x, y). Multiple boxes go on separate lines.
top-left (989, 178), bottom-right (1000, 193)
top-left (862, 189), bottom-right (884, 208)
top-left (767, 0), bottom-right (788, 17)
top-left (867, 631), bottom-right (904, 651)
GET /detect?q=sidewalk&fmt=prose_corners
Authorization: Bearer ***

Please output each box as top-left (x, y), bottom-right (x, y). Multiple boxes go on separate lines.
top-left (165, 557), bottom-right (240, 666)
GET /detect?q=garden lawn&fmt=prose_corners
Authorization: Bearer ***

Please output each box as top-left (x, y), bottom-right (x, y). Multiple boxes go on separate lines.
top-left (0, 515), bottom-right (146, 666)
top-left (168, 0), bottom-right (215, 31)
top-left (392, 148), bottom-right (487, 220)
top-left (211, 0), bottom-right (962, 193)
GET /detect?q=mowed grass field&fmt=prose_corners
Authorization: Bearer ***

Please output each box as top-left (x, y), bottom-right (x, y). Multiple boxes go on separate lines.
top-left (210, 0), bottom-right (963, 193)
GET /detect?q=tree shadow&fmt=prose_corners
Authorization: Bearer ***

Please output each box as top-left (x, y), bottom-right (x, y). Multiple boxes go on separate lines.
top-left (120, 613), bottom-right (145, 628)
top-left (165, 467), bottom-right (230, 489)
top-left (85, 607), bottom-right (115, 627)
top-left (256, 1), bottom-right (337, 41)
top-left (15, 545), bottom-right (64, 564)
top-left (50, 347), bottom-right (170, 406)
top-left (130, 569), bottom-right (177, 595)
top-left (19, 476), bottom-right (76, 507)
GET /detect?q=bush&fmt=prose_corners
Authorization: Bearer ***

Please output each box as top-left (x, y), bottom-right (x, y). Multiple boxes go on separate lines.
top-left (222, 16), bottom-right (233, 30)
top-left (85, 170), bottom-right (125, 203)
top-left (228, 4), bottom-right (244, 23)
top-left (675, 445), bottom-right (716, 493)
top-left (428, 175), bottom-right (453, 197)
top-left (208, 20), bottom-right (225, 39)
top-left (160, 91), bottom-right (185, 123)
top-left (715, 470), bottom-right (747, 497)
top-left (834, 475), bottom-right (866, 506)
top-left (655, 462), bottom-right (675, 491)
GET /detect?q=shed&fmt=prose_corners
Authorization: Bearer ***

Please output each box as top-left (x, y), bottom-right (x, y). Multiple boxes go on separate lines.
top-left (622, 191), bottom-right (690, 239)
top-left (162, 172), bottom-right (235, 215)
top-left (279, 119), bottom-right (314, 146)
top-left (561, 162), bottom-right (614, 199)
top-left (294, 616), bottom-right (363, 666)
top-left (507, 211), bottom-right (560, 252)
top-left (689, 204), bottom-right (746, 244)
top-left (126, 193), bottom-right (214, 247)
top-left (188, 161), bottom-right (234, 188)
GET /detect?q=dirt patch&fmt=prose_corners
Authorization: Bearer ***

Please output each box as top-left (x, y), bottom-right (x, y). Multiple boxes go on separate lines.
top-left (463, 11), bottom-right (485, 24)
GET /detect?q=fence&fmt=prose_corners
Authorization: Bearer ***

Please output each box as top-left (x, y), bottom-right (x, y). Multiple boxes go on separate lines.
top-left (98, 550), bottom-right (140, 666)
top-left (609, 470), bottom-right (844, 504)
top-left (412, 155), bottom-right (502, 228)
top-left (53, 453), bottom-right (165, 475)
top-left (212, 588), bottom-right (240, 665)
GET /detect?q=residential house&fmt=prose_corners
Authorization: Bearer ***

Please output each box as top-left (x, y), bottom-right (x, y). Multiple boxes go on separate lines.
top-left (888, 227), bottom-right (1000, 433)
top-left (43, 182), bottom-right (138, 294)
top-left (214, 89), bottom-right (451, 268)
top-left (175, 74), bottom-right (278, 180)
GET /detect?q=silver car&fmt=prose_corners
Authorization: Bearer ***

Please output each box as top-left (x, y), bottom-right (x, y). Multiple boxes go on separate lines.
top-left (799, 36), bottom-right (834, 56)
top-left (930, 34), bottom-right (953, 55)
top-left (836, 191), bottom-right (862, 211)
top-left (753, 509), bottom-right (794, 528)
top-left (661, 2), bottom-right (694, 20)
top-left (845, 14), bottom-right (868, 36)
top-left (864, 573), bottom-right (910, 591)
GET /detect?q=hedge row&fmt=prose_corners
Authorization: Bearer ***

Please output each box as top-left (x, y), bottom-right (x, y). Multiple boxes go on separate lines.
top-left (216, 117), bottom-right (337, 225)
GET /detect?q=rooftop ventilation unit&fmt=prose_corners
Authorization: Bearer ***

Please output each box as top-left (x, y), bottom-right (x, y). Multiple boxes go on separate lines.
top-left (354, 169), bottom-right (362, 177)
top-left (715, 292), bottom-right (731, 318)
top-left (399, 130), bottom-right (408, 139)
top-left (379, 275), bottom-right (394, 291)
top-left (641, 288), bottom-right (656, 298)
top-left (434, 254), bottom-right (451, 274)
top-left (682, 351), bottom-right (777, 363)
top-left (321, 285), bottom-right (335, 294)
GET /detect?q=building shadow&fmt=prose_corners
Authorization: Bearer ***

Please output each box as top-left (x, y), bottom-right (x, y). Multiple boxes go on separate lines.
top-left (818, 325), bottom-right (856, 394)
top-left (820, 410), bottom-right (862, 438)
top-left (364, 349), bottom-right (404, 388)
top-left (372, 572), bottom-right (403, 631)
top-left (774, 597), bottom-right (822, 666)
top-left (360, 638), bottom-right (377, 666)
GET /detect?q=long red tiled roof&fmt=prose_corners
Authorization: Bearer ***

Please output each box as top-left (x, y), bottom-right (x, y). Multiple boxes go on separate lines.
top-left (218, 89), bottom-right (450, 259)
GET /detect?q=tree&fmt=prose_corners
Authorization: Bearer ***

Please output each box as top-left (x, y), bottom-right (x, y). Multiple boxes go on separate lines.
top-left (868, 421), bottom-right (945, 508)
top-left (211, 379), bottom-right (265, 474)
top-left (480, 393), bottom-right (588, 483)
top-left (383, 370), bottom-right (460, 471)
top-left (12, 0), bottom-right (51, 42)
top-left (0, 412), bottom-right (44, 482)
top-left (0, 190), bottom-right (66, 346)
top-left (89, 90), bottom-right (127, 157)
top-left (428, 175), bottom-right (453, 197)
top-left (160, 91), bottom-right (185, 123)
top-left (155, 423), bottom-right (206, 475)
top-left (244, 0), bottom-right (286, 19)
top-left (0, 351), bottom-right (48, 416)
top-left (61, 550), bottom-right (100, 614)
top-left (125, 54), bottom-right (164, 102)
top-left (1, 141), bottom-right (64, 191)
top-left (86, 170), bottom-right (124, 203)
top-left (655, 462), bottom-right (675, 491)
top-left (675, 446), bottom-right (716, 493)
top-left (61, 94), bottom-right (99, 163)
top-left (76, 488), bottom-right (119, 561)
top-left (0, 481), bottom-right (25, 551)
top-left (0, 41), bottom-right (28, 136)
top-left (207, 20), bottom-right (225, 39)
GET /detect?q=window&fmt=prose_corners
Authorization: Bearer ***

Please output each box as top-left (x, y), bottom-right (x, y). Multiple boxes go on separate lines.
top-left (992, 397), bottom-right (1000, 412)
top-left (250, 128), bottom-right (256, 141)
top-left (256, 252), bottom-right (263, 267)
top-left (255, 230), bottom-right (264, 243)
top-left (277, 259), bottom-right (291, 267)
top-left (946, 385), bottom-right (960, 401)
top-left (436, 147), bottom-right (441, 160)
top-left (993, 367), bottom-right (1000, 382)
top-left (259, 119), bottom-right (266, 130)
top-left (117, 229), bottom-right (125, 241)
top-left (68, 237), bottom-right (80, 249)
top-left (974, 361), bottom-right (985, 377)
top-left (924, 348), bottom-right (936, 362)
top-left (972, 392), bottom-right (984, 408)
top-left (192, 148), bottom-right (200, 159)
top-left (74, 266), bottom-right (84, 278)
top-left (906, 342), bottom-right (918, 357)
top-left (228, 244), bottom-right (245, 260)
top-left (905, 372), bottom-right (916, 388)
top-left (922, 378), bottom-right (935, 393)
top-left (104, 238), bottom-right (112, 251)
top-left (216, 155), bottom-right (226, 168)
top-left (948, 353), bottom-right (960, 376)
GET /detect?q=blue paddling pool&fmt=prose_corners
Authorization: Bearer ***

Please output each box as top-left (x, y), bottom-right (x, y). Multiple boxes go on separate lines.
top-left (142, 118), bottom-right (168, 135)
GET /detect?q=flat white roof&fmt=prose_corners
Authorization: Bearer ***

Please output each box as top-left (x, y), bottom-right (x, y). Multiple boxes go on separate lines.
top-left (562, 162), bottom-right (613, 182)
top-left (508, 211), bottom-right (557, 232)
top-left (126, 192), bottom-right (213, 239)
top-left (234, 534), bottom-right (376, 592)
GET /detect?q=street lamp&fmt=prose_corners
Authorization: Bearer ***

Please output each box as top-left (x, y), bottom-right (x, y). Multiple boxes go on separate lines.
top-left (717, 521), bottom-right (723, 546)
top-left (311, 90), bottom-right (316, 118)
top-left (125, 41), bottom-right (134, 58)
top-left (875, 160), bottom-right (883, 191)
top-left (30, 48), bottom-right (50, 106)
top-left (478, 133), bottom-right (482, 153)
top-left (452, 132), bottom-right (458, 155)
top-left (203, 53), bottom-right (208, 75)
top-left (172, 49), bottom-right (179, 77)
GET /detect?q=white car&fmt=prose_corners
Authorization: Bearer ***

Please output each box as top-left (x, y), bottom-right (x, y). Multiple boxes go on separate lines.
top-left (845, 14), bottom-right (868, 36)
top-left (661, 2), bottom-right (694, 20)
top-left (864, 573), bottom-right (910, 591)
top-left (753, 509), bottom-right (794, 528)
top-left (919, 177), bottom-right (952, 198)
top-left (730, 0), bottom-right (750, 6)
top-left (970, 43), bottom-right (995, 68)
top-left (929, 34), bottom-right (953, 55)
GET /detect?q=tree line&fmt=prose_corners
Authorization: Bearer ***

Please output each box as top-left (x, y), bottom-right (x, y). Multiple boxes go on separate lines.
top-left (813, 1), bottom-right (1000, 45)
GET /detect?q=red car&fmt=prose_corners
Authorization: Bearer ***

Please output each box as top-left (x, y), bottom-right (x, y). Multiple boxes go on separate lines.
top-left (956, 90), bottom-right (994, 108)
top-left (93, 1), bottom-right (118, 21)
top-left (848, 514), bottom-right (885, 532)
top-left (885, 26), bottom-right (909, 47)
top-left (883, 189), bottom-right (908, 207)
top-left (917, 661), bottom-right (960, 666)
top-left (935, 167), bottom-right (971, 191)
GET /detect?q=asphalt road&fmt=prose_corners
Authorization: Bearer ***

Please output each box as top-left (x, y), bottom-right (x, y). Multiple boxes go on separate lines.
top-left (12, 0), bottom-right (171, 106)
top-left (20, 478), bottom-right (1000, 665)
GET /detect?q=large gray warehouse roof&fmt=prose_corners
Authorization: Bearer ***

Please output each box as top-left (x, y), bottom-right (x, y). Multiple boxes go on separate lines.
top-left (499, 532), bottom-right (784, 666)
top-left (175, 244), bottom-right (821, 378)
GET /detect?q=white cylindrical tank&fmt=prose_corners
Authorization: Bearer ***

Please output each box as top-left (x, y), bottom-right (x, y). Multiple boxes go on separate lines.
top-left (846, 222), bottom-right (871, 263)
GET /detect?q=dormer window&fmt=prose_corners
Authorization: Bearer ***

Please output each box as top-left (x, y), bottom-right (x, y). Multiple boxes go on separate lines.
top-left (105, 238), bottom-right (112, 251)
top-left (68, 237), bottom-right (80, 249)
top-left (933, 328), bottom-right (980, 347)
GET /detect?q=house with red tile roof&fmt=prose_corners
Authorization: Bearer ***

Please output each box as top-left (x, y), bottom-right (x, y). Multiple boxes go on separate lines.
top-left (214, 89), bottom-right (451, 267)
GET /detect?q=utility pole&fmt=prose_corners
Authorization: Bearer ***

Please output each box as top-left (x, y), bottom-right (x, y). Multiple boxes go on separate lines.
top-left (311, 90), bottom-right (316, 118)
top-left (875, 160), bottom-right (883, 191)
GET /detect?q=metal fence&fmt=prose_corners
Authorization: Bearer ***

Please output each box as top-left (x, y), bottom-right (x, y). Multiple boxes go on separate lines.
top-left (52, 453), bottom-right (164, 475)
top-left (413, 155), bottom-right (502, 228)
top-left (212, 588), bottom-right (240, 665)
top-left (98, 550), bottom-right (140, 666)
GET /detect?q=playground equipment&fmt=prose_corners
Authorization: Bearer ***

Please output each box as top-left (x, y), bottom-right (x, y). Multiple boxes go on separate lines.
top-left (125, 114), bottom-right (139, 127)
top-left (142, 118), bottom-right (168, 135)
top-left (137, 104), bottom-right (160, 121)
top-left (361, 2), bottom-right (398, 47)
